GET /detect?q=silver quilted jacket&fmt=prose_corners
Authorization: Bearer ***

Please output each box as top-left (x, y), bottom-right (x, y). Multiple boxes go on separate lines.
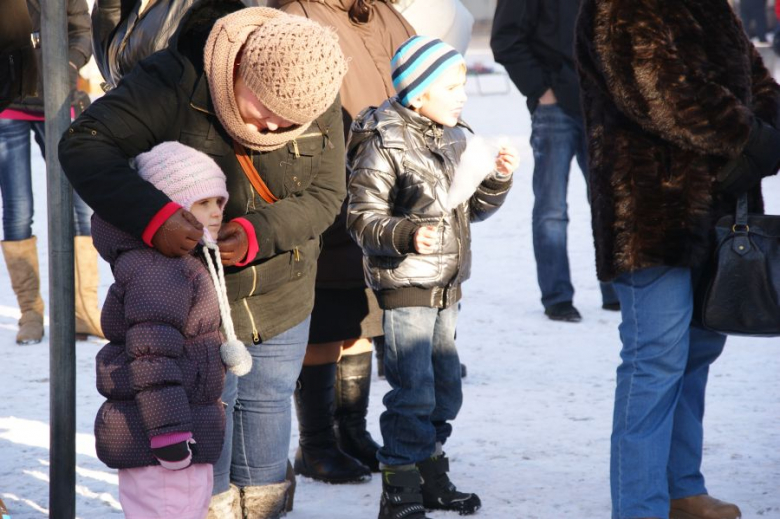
top-left (347, 98), bottom-right (512, 308)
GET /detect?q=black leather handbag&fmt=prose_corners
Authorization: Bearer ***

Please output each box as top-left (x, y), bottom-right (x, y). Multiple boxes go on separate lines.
top-left (696, 193), bottom-right (780, 336)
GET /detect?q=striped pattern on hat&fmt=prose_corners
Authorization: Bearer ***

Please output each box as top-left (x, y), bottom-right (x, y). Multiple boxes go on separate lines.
top-left (391, 36), bottom-right (465, 107)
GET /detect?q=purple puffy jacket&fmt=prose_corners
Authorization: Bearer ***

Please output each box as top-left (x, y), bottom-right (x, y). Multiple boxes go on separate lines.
top-left (92, 216), bottom-right (226, 469)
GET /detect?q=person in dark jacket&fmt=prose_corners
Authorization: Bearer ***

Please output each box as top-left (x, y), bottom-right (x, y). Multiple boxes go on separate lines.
top-left (91, 0), bottom-right (198, 91)
top-left (271, 0), bottom-right (416, 484)
top-left (348, 36), bottom-right (517, 519)
top-left (0, 0), bottom-right (37, 111)
top-left (59, 2), bottom-right (348, 517)
top-left (576, 1), bottom-right (780, 518)
top-left (740, 0), bottom-right (769, 42)
top-left (0, 0), bottom-right (102, 346)
top-left (491, 0), bottom-right (618, 323)
top-left (95, 141), bottom-right (237, 519)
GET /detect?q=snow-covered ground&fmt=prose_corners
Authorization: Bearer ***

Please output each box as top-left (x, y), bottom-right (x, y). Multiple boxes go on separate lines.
top-left (1, 43), bottom-right (779, 519)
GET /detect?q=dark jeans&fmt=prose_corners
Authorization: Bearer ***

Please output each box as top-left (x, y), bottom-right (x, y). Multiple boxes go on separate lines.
top-left (213, 317), bottom-right (309, 493)
top-left (740, 0), bottom-right (768, 42)
top-left (378, 305), bottom-right (462, 466)
top-left (0, 118), bottom-right (92, 240)
top-left (530, 104), bottom-right (616, 309)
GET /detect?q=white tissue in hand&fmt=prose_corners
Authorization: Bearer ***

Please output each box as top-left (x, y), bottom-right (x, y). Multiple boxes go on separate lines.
top-left (444, 135), bottom-right (500, 211)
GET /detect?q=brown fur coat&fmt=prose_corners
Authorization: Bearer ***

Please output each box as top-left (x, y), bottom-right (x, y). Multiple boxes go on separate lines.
top-left (576, 0), bottom-right (780, 281)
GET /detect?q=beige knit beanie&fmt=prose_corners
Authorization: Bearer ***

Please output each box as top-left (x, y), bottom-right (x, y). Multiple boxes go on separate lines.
top-left (204, 8), bottom-right (348, 152)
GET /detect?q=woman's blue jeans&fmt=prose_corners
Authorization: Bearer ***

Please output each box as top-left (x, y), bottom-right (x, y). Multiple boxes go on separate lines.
top-left (378, 305), bottom-right (463, 467)
top-left (212, 317), bottom-right (309, 493)
top-left (0, 118), bottom-right (92, 240)
top-left (610, 266), bottom-right (727, 519)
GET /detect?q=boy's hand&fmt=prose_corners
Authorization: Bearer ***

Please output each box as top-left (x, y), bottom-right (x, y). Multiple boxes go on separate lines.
top-left (495, 146), bottom-right (519, 177)
top-left (414, 225), bottom-right (439, 255)
top-left (152, 208), bottom-right (203, 257)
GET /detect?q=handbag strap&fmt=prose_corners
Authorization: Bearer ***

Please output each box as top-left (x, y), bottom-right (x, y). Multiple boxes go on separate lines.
top-left (234, 140), bottom-right (278, 204)
top-left (735, 193), bottom-right (749, 228)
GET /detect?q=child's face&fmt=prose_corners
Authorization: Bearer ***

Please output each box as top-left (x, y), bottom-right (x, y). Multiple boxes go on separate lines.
top-left (189, 196), bottom-right (225, 243)
top-left (413, 65), bottom-right (468, 128)
top-left (234, 76), bottom-right (295, 133)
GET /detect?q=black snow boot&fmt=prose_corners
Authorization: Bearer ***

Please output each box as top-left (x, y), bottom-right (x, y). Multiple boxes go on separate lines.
top-left (294, 363), bottom-right (371, 483)
top-left (335, 352), bottom-right (381, 472)
top-left (417, 453), bottom-right (481, 515)
top-left (378, 467), bottom-right (432, 519)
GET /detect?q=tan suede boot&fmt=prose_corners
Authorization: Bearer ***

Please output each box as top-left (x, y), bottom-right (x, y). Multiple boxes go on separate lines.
top-left (241, 481), bottom-right (290, 519)
top-left (670, 494), bottom-right (742, 519)
top-left (207, 484), bottom-right (241, 519)
top-left (74, 236), bottom-right (104, 340)
top-left (2, 237), bottom-right (44, 344)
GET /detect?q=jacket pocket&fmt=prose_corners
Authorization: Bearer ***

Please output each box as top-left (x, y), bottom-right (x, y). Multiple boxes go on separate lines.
top-left (284, 134), bottom-right (323, 194)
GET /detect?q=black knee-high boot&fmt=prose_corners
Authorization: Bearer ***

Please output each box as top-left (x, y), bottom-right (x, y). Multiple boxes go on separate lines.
top-left (334, 352), bottom-right (381, 472)
top-left (294, 363), bottom-right (371, 483)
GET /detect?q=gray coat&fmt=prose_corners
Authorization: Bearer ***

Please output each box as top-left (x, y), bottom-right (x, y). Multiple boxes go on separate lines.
top-left (347, 98), bottom-right (511, 309)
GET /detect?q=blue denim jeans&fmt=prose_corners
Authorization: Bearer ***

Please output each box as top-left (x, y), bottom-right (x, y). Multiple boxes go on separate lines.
top-left (611, 266), bottom-right (727, 519)
top-left (0, 118), bottom-right (92, 240)
top-left (212, 317), bottom-right (309, 493)
top-left (378, 305), bottom-right (463, 466)
top-left (530, 104), bottom-right (616, 308)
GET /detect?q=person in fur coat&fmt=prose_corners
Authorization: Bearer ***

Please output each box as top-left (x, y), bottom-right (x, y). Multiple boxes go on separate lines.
top-left (575, 1), bottom-right (780, 518)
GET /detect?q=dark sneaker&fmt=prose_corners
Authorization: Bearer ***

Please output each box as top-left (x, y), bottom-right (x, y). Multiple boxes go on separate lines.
top-left (379, 468), bottom-right (432, 519)
top-left (602, 302), bottom-right (621, 311)
top-left (417, 454), bottom-right (481, 515)
top-left (544, 302), bottom-right (582, 322)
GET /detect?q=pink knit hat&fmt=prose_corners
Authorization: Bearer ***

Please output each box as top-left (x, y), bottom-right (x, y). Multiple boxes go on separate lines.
top-left (134, 142), bottom-right (229, 211)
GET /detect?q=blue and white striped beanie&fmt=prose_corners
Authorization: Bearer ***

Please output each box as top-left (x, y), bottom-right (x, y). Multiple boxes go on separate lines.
top-left (391, 36), bottom-right (465, 107)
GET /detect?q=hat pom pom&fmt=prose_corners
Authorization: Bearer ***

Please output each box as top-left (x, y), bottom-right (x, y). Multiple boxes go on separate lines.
top-left (221, 339), bottom-right (252, 376)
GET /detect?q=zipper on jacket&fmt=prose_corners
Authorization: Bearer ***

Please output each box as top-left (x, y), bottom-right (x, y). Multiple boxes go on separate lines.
top-left (242, 298), bottom-right (260, 344)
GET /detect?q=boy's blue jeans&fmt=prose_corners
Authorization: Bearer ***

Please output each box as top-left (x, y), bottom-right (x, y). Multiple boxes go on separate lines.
top-left (0, 118), bottom-right (92, 240)
top-left (610, 266), bottom-right (727, 519)
top-left (378, 305), bottom-right (463, 467)
top-left (530, 104), bottom-right (617, 308)
top-left (212, 317), bottom-right (309, 493)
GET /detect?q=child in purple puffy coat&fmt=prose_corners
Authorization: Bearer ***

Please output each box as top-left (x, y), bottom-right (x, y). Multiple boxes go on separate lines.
top-left (92, 141), bottom-right (251, 519)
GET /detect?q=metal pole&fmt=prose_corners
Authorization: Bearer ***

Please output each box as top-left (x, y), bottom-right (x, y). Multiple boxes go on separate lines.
top-left (41, 0), bottom-right (76, 517)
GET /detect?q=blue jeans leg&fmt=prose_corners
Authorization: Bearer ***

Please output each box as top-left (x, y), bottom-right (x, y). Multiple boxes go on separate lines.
top-left (0, 119), bottom-right (92, 240)
top-left (0, 119), bottom-right (35, 241)
top-left (378, 305), bottom-right (462, 466)
top-left (212, 317), bottom-right (309, 493)
top-left (610, 266), bottom-right (725, 519)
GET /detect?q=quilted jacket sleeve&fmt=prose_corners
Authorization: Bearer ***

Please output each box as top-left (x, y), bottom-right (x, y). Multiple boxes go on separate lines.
top-left (118, 251), bottom-right (194, 439)
top-left (469, 174), bottom-right (513, 223)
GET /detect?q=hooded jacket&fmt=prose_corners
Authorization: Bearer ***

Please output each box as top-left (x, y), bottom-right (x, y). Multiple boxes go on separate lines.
top-left (92, 216), bottom-right (226, 470)
top-left (59, 0), bottom-right (346, 343)
top-left (272, 0), bottom-right (415, 288)
top-left (576, 0), bottom-right (780, 281)
top-left (5, 0), bottom-right (92, 114)
top-left (347, 98), bottom-right (512, 309)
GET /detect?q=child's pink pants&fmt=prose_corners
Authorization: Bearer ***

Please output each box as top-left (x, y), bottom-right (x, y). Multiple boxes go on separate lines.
top-left (118, 463), bottom-right (213, 519)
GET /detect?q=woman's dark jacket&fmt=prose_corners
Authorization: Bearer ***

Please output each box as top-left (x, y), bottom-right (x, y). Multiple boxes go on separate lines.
top-left (91, 0), bottom-right (197, 89)
top-left (92, 216), bottom-right (225, 470)
top-left (59, 0), bottom-right (346, 343)
top-left (347, 98), bottom-right (512, 309)
top-left (0, 0), bottom-right (38, 110)
top-left (7, 0), bottom-right (92, 114)
top-left (491, 0), bottom-right (582, 117)
top-left (575, 0), bottom-right (780, 281)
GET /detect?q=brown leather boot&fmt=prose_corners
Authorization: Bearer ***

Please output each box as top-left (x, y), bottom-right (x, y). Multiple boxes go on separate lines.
top-left (2, 237), bottom-right (44, 344)
top-left (670, 494), bottom-right (742, 519)
top-left (74, 236), bottom-right (104, 340)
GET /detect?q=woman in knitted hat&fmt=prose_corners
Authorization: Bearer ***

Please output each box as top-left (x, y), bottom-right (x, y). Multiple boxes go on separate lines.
top-left (59, 1), bottom-right (348, 517)
top-left (93, 141), bottom-right (251, 519)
